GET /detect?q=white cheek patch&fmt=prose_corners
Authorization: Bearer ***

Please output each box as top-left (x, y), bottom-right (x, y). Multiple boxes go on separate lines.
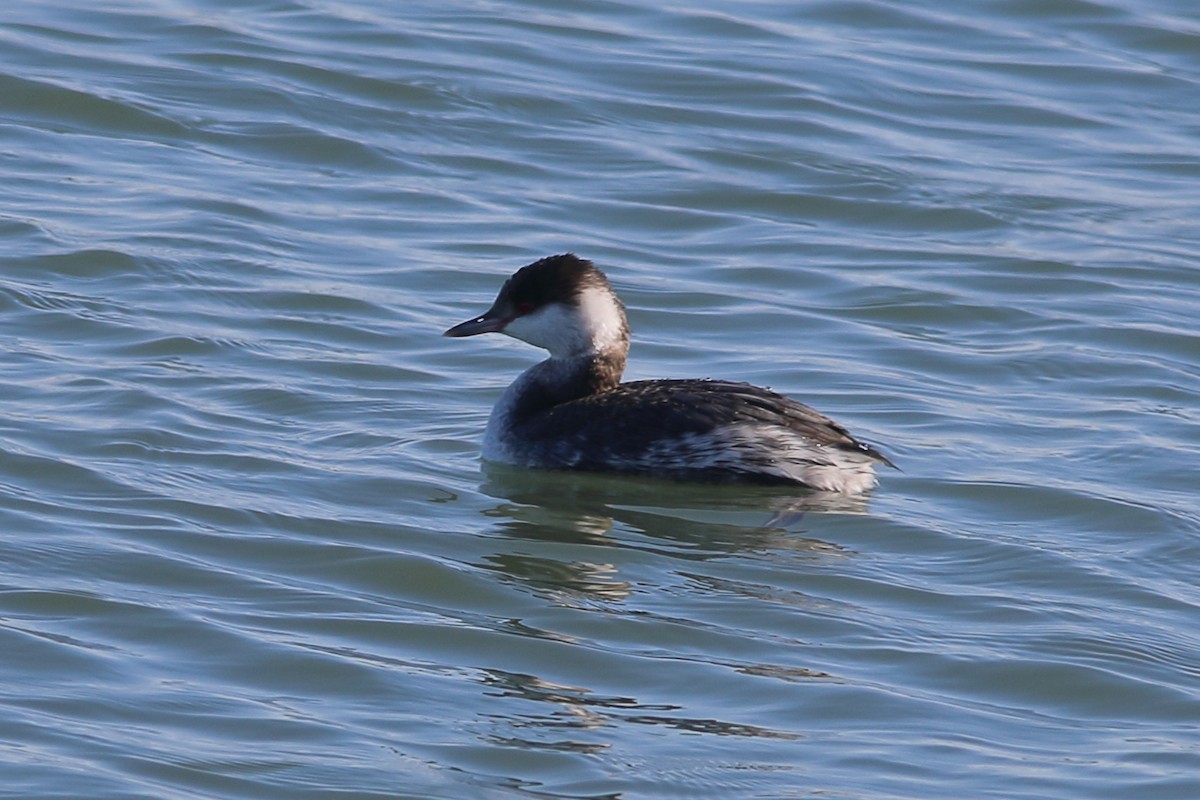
top-left (502, 287), bottom-right (626, 358)
top-left (503, 304), bottom-right (585, 357)
top-left (576, 286), bottom-right (626, 352)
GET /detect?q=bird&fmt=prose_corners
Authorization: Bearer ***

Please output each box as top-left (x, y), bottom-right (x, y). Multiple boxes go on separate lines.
top-left (445, 254), bottom-right (894, 493)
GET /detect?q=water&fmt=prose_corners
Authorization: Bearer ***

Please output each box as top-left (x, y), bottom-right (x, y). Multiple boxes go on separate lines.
top-left (2, 0), bottom-right (1199, 797)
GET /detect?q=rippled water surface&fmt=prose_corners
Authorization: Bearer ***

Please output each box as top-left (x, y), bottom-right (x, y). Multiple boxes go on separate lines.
top-left (3, 1), bottom-right (1199, 797)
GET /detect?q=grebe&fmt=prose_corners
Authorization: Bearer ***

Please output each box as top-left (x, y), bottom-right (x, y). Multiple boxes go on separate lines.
top-left (445, 254), bottom-right (894, 493)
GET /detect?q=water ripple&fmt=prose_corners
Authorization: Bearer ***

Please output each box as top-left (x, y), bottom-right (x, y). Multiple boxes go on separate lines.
top-left (2, 0), bottom-right (1199, 798)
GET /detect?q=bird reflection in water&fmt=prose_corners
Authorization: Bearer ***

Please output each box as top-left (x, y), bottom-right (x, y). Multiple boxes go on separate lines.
top-left (473, 462), bottom-right (867, 603)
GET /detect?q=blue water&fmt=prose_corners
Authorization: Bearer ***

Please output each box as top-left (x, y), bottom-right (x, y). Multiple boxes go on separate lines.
top-left (2, 1), bottom-right (1199, 798)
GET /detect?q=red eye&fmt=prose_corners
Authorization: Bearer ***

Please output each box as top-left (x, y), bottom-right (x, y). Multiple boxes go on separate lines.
top-left (516, 302), bottom-right (533, 316)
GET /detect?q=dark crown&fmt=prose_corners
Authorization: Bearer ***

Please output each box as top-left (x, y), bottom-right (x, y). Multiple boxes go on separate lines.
top-left (500, 253), bottom-right (612, 309)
